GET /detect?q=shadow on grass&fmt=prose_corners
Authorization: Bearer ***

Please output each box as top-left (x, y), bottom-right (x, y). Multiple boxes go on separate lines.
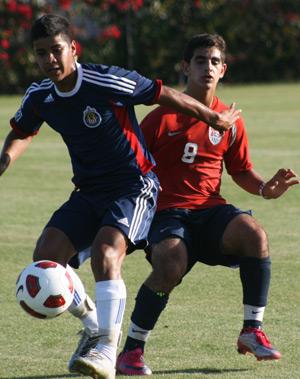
top-left (0, 375), bottom-right (78, 379)
top-left (153, 367), bottom-right (250, 375)
top-left (0, 367), bottom-right (250, 378)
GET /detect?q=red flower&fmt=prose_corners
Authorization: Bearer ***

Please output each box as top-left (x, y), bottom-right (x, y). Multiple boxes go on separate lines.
top-left (17, 4), bottom-right (33, 20)
top-left (105, 0), bottom-right (143, 12)
top-left (102, 25), bottom-right (122, 40)
top-left (116, 1), bottom-right (130, 11)
top-left (0, 52), bottom-right (9, 60)
top-left (0, 39), bottom-right (10, 49)
top-left (194, 0), bottom-right (201, 8)
top-left (130, 0), bottom-right (143, 12)
top-left (59, 0), bottom-right (73, 10)
top-left (75, 41), bottom-right (83, 57)
top-left (7, 0), bottom-right (17, 12)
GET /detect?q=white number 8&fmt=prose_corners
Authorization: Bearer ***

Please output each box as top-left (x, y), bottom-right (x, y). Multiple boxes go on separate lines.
top-left (181, 142), bottom-right (198, 163)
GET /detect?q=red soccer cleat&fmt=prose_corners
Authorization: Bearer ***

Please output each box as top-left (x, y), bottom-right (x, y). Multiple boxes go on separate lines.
top-left (237, 327), bottom-right (281, 361)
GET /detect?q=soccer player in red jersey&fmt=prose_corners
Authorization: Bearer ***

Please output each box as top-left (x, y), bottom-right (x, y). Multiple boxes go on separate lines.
top-left (0, 15), bottom-right (241, 379)
top-left (116, 34), bottom-right (299, 375)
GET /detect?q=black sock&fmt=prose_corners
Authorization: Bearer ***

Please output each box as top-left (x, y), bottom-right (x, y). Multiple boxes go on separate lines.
top-left (123, 336), bottom-right (146, 352)
top-left (240, 256), bottom-right (271, 306)
top-left (243, 320), bottom-right (262, 329)
top-left (123, 284), bottom-right (169, 352)
top-left (240, 256), bottom-right (271, 329)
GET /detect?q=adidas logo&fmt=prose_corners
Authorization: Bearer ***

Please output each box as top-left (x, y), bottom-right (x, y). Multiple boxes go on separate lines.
top-left (44, 93), bottom-right (54, 103)
top-left (118, 217), bottom-right (129, 227)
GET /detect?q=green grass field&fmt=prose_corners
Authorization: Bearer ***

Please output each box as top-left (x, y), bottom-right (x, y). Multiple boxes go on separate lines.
top-left (0, 84), bottom-right (300, 379)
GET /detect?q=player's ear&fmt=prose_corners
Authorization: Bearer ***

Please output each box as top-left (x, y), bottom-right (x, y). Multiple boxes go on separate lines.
top-left (219, 63), bottom-right (227, 79)
top-left (71, 40), bottom-right (77, 57)
top-left (181, 60), bottom-right (190, 76)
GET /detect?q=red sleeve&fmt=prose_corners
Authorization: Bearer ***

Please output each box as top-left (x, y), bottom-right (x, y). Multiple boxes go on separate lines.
top-left (224, 117), bottom-right (253, 175)
top-left (151, 79), bottom-right (163, 104)
top-left (140, 107), bottom-right (163, 152)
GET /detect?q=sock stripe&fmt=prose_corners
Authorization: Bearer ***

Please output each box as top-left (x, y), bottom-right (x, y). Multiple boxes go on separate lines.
top-left (115, 298), bottom-right (126, 324)
top-left (73, 289), bottom-right (82, 306)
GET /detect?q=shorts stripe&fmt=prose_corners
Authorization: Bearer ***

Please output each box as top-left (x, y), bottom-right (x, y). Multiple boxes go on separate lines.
top-left (128, 176), bottom-right (154, 242)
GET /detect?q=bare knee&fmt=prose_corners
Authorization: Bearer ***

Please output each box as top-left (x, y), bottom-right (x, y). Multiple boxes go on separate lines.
top-left (223, 214), bottom-right (269, 259)
top-left (91, 226), bottom-right (127, 280)
top-left (33, 227), bottom-right (76, 266)
top-left (146, 238), bottom-right (188, 293)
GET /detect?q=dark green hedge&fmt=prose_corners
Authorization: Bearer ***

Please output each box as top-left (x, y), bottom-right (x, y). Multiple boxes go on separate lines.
top-left (1, 0), bottom-right (300, 93)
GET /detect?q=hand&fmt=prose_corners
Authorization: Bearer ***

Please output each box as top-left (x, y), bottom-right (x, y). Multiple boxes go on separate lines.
top-left (263, 168), bottom-right (300, 199)
top-left (211, 102), bottom-right (241, 132)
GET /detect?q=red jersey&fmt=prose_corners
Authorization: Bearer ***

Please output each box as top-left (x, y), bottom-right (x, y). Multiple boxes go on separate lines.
top-left (141, 96), bottom-right (252, 211)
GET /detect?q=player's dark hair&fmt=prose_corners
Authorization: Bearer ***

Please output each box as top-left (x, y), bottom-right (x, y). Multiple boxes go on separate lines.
top-left (183, 33), bottom-right (226, 63)
top-left (30, 14), bottom-right (73, 44)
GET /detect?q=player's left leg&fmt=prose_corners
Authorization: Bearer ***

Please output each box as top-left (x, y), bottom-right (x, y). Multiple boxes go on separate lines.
top-left (72, 226), bottom-right (127, 379)
top-left (221, 212), bottom-right (281, 360)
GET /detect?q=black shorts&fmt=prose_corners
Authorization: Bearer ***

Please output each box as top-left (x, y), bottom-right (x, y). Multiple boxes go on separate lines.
top-left (147, 204), bottom-right (252, 272)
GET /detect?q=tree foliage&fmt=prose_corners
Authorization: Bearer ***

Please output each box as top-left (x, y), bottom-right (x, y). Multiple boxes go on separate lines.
top-left (1, 0), bottom-right (300, 93)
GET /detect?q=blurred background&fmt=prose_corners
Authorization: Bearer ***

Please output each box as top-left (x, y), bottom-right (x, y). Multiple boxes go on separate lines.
top-left (1, 0), bottom-right (300, 93)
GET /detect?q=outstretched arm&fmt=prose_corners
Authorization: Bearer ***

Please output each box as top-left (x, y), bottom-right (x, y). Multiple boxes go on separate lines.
top-left (158, 85), bottom-right (241, 132)
top-left (232, 168), bottom-right (299, 199)
top-left (0, 129), bottom-right (32, 176)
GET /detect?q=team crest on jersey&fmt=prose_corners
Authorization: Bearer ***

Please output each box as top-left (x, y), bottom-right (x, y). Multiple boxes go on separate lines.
top-left (83, 106), bottom-right (102, 128)
top-left (208, 127), bottom-right (224, 145)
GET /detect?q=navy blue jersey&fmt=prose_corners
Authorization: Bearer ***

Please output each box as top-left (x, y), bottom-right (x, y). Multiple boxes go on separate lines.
top-left (10, 63), bottom-right (162, 190)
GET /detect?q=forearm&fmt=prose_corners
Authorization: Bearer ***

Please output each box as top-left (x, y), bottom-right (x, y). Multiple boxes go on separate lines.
top-left (0, 130), bottom-right (32, 176)
top-left (232, 170), bottom-right (264, 196)
top-left (157, 86), bottom-right (216, 124)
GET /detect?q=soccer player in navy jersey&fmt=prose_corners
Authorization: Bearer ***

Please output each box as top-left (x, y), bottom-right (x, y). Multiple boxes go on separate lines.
top-left (0, 15), bottom-right (240, 379)
top-left (115, 34), bottom-right (300, 375)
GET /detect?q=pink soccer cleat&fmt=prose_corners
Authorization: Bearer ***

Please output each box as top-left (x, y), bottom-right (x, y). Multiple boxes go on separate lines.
top-left (116, 348), bottom-right (152, 376)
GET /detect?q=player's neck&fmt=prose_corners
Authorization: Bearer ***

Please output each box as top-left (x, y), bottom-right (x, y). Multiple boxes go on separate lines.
top-left (184, 87), bottom-right (215, 108)
top-left (55, 66), bottom-right (78, 92)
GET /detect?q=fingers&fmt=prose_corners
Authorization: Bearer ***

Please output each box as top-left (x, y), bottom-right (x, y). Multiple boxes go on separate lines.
top-left (284, 168), bottom-right (297, 179)
top-left (286, 178), bottom-right (300, 187)
top-left (229, 102), bottom-right (242, 116)
top-left (275, 168), bottom-right (298, 183)
top-left (277, 168), bottom-right (297, 177)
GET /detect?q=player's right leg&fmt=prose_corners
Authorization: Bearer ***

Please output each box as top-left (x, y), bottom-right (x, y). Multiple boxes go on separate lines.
top-left (33, 190), bottom-right (101, 373)
top-left (117, 210), bottom-right (191, 376)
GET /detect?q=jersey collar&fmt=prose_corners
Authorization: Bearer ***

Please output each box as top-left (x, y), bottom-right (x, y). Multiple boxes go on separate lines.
top-left (54, 62), bottom-right (82, 98)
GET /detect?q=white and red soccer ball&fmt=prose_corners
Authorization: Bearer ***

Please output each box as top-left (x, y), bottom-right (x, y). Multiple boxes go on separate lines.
top-left (16, 260), bottom-right (74, 319)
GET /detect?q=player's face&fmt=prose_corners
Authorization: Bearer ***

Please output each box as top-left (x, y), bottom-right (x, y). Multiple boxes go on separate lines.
top-left (33, 34), bottom-right (77, 90)
top-left (183, 47), bottom-right (227, 91)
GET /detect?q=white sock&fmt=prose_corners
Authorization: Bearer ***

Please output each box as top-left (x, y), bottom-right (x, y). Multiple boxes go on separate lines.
top-left (128, 321), bottom-right (151, 342)
top-left (244, 304), bottom-right (265, 323)
top-left (95, 280), bottom-right (127, 364)
top-left (66, 265), bottom-right (99, 334)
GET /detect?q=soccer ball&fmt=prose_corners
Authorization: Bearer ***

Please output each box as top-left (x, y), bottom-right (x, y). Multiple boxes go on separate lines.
top-left (16, 260), bottom-right (74, 319)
